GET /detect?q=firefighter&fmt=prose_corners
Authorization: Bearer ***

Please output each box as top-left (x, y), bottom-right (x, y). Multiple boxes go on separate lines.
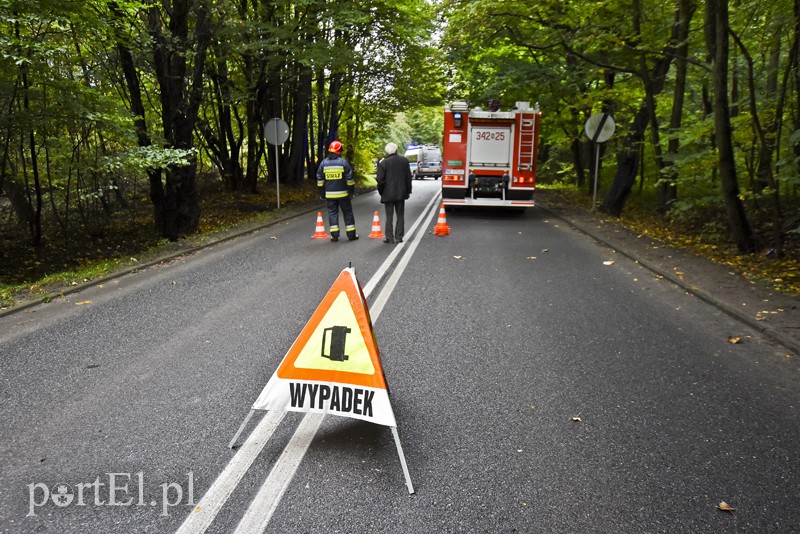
top-left (317, 140), bottom-right (358, 242)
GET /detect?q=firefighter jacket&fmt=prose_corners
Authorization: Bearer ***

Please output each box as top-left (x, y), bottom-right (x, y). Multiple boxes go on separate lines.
top-left (316, 154), bottom-right (355, 199)
top-left (376, 153), bottom-right (413, 203)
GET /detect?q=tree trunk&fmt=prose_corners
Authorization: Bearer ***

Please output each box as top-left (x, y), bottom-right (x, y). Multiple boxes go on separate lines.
top-left (795, 0), bottom-right (800, 180)
top-left (286, 64), bottom-right (312, 184)
top-left (148, 0), bottom-right (212, 240)
top-left (659, 0), bottom-right (694, 211)
top-left (601, 5), bottom-right (679, 215)
top-left (731, 27), bottom-right (784, 255)
top-left (202, 42), bottom-right (242, 190)
top-left (18, 20), bottom-right (42, 246)
top-left (601, 108), bottom-right (648, 216)
top-left (707, 0), bottom-right (756, 253)
top-left (110, 2), bottom-right (166, 231)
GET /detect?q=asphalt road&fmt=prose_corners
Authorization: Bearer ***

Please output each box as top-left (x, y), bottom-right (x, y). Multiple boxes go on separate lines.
top-left (1, 180), bottom-right (799, 533)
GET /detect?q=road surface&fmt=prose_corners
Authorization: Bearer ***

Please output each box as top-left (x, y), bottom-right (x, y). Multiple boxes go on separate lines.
top-left (1, 180), bottom-right (798, 533)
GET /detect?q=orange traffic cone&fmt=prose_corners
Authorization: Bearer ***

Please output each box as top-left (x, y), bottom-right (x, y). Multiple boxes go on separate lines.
top-left (312, 212), bottom-right (329, 239)
top-left (433, 204), bottom-right (450, 236)
top-left (369, 211), bottom-right (385, 239)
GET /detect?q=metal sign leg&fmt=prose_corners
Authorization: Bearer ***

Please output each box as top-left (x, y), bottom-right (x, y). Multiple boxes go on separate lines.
top-left (228, 409), bottom-right (255, 449)
top-left (391, 426), bottom-right (415, 494)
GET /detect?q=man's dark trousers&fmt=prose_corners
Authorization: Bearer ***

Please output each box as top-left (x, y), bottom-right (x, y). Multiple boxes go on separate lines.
top-left (327, 197), bottom-right (357, 239)
top-left (384, 200), bottom-right (405, 242)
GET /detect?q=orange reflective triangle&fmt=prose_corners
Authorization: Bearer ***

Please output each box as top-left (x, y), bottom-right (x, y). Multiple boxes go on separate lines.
top-left (275, 268), bottom-right (386, 390)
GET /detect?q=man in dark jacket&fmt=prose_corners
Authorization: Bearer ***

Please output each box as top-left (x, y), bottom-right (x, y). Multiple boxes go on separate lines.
top-left (376, 142), bottom-right (412, 244)
top-left (317, 140), bottom-right (358, 242)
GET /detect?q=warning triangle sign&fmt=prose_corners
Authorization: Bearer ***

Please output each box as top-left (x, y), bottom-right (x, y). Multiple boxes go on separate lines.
top-left (251, 268), bottom-right (396, 427)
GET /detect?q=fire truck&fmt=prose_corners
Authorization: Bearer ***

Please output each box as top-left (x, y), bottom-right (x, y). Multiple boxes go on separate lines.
top-left (441, 101), bottom-right (541, 208)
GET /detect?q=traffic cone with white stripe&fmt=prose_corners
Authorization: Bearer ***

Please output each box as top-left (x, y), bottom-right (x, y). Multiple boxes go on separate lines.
top-left (369, 211), bottom-right (385, 239)
top-left (312, 212), bottom-right (329, 239)
top-left (433, 204), bottom-right (450, 236)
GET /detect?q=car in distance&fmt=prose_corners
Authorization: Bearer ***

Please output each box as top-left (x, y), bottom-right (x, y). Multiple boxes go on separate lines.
top-left (404, 144), bottom-right (442, 180)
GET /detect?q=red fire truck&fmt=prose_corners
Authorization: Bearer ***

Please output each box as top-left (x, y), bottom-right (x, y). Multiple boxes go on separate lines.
top-left (441, 101), bottom-right (541, 208)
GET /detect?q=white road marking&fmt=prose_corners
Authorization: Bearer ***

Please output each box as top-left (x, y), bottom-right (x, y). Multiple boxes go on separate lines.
top-left (368, 197), bottom-right (440, 318)
top-left (362, 192), bottom-right (441, 299)
top-left (176, 192), bottom-right (441, 533)
top-left (175, 409), bottom-right (285, 534)
top-left (232, 412), bottom-right (325, 534)
top-left (227, 195), bottom-right (441, 532)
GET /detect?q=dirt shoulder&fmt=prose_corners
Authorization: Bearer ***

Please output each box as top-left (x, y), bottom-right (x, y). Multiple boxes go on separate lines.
top-left (535, 189), bottom-right (800, 358)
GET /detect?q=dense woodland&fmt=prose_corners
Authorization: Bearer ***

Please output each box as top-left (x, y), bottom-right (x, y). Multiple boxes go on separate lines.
top-left (1, 0), bottom-right (799, 291)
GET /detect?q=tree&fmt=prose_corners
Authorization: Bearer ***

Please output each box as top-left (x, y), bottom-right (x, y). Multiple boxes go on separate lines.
top-left (146, 0), bottom-right (212, 239)
top-left (706, 0), bottom-right (756, 253)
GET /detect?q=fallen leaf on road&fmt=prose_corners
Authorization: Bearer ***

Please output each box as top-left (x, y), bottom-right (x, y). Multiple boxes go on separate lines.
top-left (271, 236), bottom-right (277, 240)
top-left (542, 248), bottom-right (549, 253)
top-left (76, 301), bottom-right (92, 305)
top-left (526, 256), bottom-right (537, 260)
top-left (717, 501), bottom-right (735, 513)
top-left (453, 255), bottom-right (463, 260)
top-left (603, 260), bottom-right (615, 266)
top-left (571, 416), bottom-right (582, 422)
top-left (728, 336), bottom-right (742, 344)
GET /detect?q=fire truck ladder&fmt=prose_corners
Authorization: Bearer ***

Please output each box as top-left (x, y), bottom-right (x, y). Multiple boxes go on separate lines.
top-left (517, 113), bottom-right (536, 171)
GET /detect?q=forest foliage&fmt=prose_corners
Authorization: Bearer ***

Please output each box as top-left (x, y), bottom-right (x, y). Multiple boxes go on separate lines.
top-left (1, 0), bottom-right (799, 294)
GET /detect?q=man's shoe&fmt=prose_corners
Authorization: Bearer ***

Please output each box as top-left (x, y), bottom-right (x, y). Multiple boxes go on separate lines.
top-left (348, 235), bottom-right (359, 241)
top-left (396, 237), bottom-right (403, 243)
top-left (330, 236), bottom-right (339, 242)
top-left (383, 238), bottom-right (394, 244)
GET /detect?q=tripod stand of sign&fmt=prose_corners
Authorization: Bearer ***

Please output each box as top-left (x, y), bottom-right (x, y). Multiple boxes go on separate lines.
top-left (230, 267), bottom-right (414, 494)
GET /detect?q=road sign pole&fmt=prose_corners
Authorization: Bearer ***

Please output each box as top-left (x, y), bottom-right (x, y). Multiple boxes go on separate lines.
top-left (273, 121), bottom-right (281, 209)
top-left (274, 144), bottom-right (280, 210)
top-left (584, 112), bottom-right (615, 212)
top-left (592, 143), bottom-right (600, 211)
top-left (265, 118), bottom-right (289, 210)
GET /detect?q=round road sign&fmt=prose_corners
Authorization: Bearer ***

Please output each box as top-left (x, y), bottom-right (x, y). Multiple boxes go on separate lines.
top-left (584, 112), bottom-right (615, 143)
top-left (265, 118), bottom-right (289, 145)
